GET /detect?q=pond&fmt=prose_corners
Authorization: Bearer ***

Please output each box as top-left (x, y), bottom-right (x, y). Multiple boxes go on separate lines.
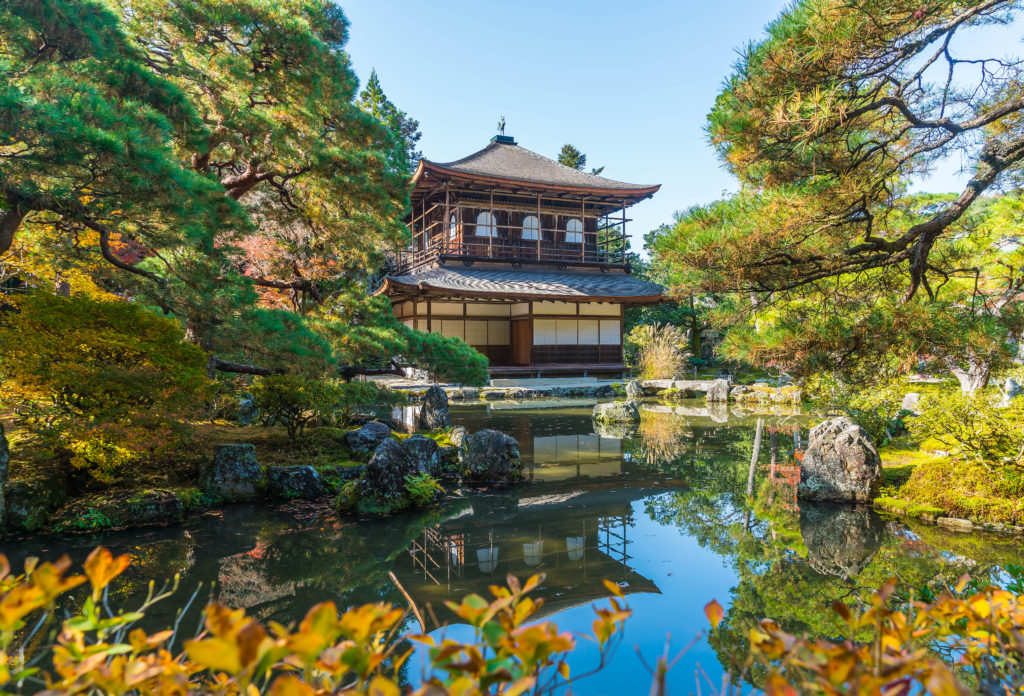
top-left (4, 398), bottom-right (1024, 693)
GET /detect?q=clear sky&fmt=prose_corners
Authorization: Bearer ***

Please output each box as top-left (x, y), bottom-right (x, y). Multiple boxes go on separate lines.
top-left (340, 1), bottom-right (1023, 253)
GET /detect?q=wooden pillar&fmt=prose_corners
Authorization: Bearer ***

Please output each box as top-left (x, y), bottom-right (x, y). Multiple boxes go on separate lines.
top-left (536, 193), bottom-right (542, 262)
top-left (488, 188), bottom-right (494, 259)
top-left (444, 185), bottom-right (450, 253)
top-left (621, 199), bottom-right (627, 265)
top-left (580, 196), bottom-right (586, 264)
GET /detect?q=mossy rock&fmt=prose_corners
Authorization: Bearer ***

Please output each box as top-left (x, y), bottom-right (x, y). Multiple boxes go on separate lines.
top-left (52, 488), bottom-right (185, 532)
top-left (4, 462), bottom-right (69, 533)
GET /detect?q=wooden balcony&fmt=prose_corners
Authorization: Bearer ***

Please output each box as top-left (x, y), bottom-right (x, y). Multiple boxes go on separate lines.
top-left (392, 222), bottom-right (629, 274)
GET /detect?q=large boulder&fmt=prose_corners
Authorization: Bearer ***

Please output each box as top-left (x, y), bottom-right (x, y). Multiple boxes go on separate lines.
top-left (798, 417), bottom-right (883, 503)
top-left (705, 379), bottom-right (730, 403)
top-left (267, 465), bottom-right (325, 500)
top-left (800, 503), bottom-right (885, 578)
top-left (236, 394), bottom-right (259, 426)
top-left (353, 439), bottom-right (426, 513)
top-left (625, 380), bottom-right (644, 399)
top-left (463, 430), bottom-right (522, 483)
top-left (3, 462), bottom-right (68, 533)
top-left (403, 435), bottom-right (443, 476)
top-left (592, 401), bottom-right (640, 424)
top-left (900, 392), bottom-right (923, 414)
top-left (417, 386), bottom-right (451, 430)
top-left (204, 444), bottom-right (261, 500)
top-left (346, 421), bottom-right (393, 452)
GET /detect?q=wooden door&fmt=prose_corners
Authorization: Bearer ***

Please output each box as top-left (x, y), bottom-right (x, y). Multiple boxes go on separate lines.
top-left (510, 318), bottom-right (532, 366)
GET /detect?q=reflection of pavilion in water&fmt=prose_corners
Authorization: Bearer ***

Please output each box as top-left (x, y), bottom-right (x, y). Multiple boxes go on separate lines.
top-left (393, 485), bottom-right (663, 629)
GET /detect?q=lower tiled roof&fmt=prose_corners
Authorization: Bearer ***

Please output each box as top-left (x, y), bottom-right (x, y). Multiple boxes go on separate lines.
top-left (381, 266), bottom-right (665, 301)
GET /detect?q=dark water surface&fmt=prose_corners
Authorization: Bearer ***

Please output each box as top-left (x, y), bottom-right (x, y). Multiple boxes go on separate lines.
top-left (4, 399), bottom-right (1024, 694)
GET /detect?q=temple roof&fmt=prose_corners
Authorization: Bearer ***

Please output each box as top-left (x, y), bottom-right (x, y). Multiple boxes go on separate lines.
top-left (413, 139), bottom-right (660, 199)
top-left (376, 266), bottom-right (665, 303)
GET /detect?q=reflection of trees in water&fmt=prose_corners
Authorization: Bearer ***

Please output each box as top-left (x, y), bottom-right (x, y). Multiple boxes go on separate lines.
top-left (634, 410), bottom-right (691, 467)
top-left (626, 413), bottom-right (1024, 690)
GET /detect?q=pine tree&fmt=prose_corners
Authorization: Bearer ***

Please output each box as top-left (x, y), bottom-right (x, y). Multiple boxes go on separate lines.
top-left (557, 144), bottom-right (604, 175)
top-left (357, 69), bottom-right (423, 173)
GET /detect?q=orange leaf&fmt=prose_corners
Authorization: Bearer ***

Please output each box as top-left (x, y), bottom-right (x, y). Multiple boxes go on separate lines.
top-left (704, 599), bottom-right (725, 629)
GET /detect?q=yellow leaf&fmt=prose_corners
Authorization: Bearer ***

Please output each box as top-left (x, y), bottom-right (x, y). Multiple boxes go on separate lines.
top-left (602, 579), bottom-right (624, 598)
top-left (269, 674), bottom-right (314, 696)
top-left (83, 548), bottom-right (131, 598)
top-left (184, 638), bottom-right (242, 674)
top-left (368, 676), bottom-right (400, 696)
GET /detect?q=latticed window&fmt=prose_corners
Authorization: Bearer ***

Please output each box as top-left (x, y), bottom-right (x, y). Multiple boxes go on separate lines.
top-left (476, 211), bottom-right (497, 237)
top-left (565, 218), bottom-right (583, 244)
top-left (521, 215), bottom-right (540, 240)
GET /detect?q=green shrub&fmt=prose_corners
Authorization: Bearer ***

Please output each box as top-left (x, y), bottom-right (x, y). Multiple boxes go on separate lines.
top-left (910, 390), bottom-right (1024, 467)
top-left (250, 375), bottom-right (343, 439)
top-left (401, 327), bottom-right (489, 385)
top-left (404, 472), bottom-right (444, 506)
top-left (807, 374), bottom-right (910, 446)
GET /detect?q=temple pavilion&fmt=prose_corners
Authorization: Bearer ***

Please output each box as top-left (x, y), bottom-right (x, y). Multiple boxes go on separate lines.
top-left (375, 134), bottom-right (664, 379)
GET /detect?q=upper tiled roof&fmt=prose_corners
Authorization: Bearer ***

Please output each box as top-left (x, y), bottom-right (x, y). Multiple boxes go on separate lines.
top-left (418, 141), bottom-right (659, 194)
top-left (380, 266), bottom-right (665, 301)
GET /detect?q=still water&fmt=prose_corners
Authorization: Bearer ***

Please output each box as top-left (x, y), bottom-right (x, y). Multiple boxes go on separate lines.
top-left (5, 399), bottom-right (1024, 693)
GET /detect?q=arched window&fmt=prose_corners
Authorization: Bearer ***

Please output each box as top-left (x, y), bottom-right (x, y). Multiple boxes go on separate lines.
top-left (448, 213), bottom-right (458, 239)
top-left (521, 215), bottom-right (540, 241)
top-left (565, 218), bottom-right (583, 244)
top-left (476, 211), bottom-right (497, 237)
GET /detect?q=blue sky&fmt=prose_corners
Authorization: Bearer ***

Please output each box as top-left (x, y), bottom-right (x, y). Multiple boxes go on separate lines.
top-left (341, 1), bottom-right (1023, 252)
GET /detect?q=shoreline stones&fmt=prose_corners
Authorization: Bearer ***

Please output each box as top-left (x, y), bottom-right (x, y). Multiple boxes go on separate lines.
top-left (417, 386), bottom-right (451, 430)
top-left (267, 465), bottom-right (325, 500)
top-left (900, 392), bottom-right (923, 414)
top-left (592, 400), bottom-right (640, 424)
top-left (798, 417), bottom-right (883, 504)
top-left (205, 444), bottom-right (261, 500)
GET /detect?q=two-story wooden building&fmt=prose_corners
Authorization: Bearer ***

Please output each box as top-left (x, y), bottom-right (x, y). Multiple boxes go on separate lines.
top-left (375, 135), bottom-right (664, 379)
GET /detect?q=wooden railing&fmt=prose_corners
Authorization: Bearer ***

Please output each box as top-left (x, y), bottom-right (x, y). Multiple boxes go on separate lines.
top-left (392, 220), bottom-right (629, 274)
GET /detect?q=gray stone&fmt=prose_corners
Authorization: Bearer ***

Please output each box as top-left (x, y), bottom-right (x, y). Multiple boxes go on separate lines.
top-left (625, 380), bottom-right (644, 399)
top-left (798, 417), bottom-right (883, 503)
top-left (900, 392), bottom-right (923, 414)
top-left (592, 401), bottom-right (640, 424)
top-left (460, 387), bottom-right (481, 401)
top-left (346, 421), bottom-right (393, 451)
top-left (463, 430), bottom-right (523, 483)
top-left (355, 439), bottom-right (424, 512)
top-left (705, 378), bottom-right (730, 403)
top-left (483, 390), bottom-right (506, 401)
top-left (449, 426), bottom-right (468, 448)
top-left (417, 386), bottom-right (451, 430)
top-left (205, 444), bottom-right (261, 500)
top-left (266, 465), bottom-right (325, 500)
top-left (594, 385), bottom-right (616, 398)
top-left (800, 503), bottom-right (884, 578)
top-left (403, 435), bottom-right (442, 476)
top-left (938, 517), bottom-right (974, 532)
top-left (237, 394), bottom-right (259, 426)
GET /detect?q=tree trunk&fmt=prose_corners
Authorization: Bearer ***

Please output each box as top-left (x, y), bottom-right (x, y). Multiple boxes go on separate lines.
top-left (0, 206), bottom-right (26, 255)
top-left (946, 356), bottom-right (991, 394)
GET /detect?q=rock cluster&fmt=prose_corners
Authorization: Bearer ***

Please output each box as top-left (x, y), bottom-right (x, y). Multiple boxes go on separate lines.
top-left (348, 428), bottom-right (522, 514)
top-left (798, 417), bottom-right (883, 504)
top-left (730, 384), bottom-right (802, 404)
top-left (900, 392), bottom-right (923, 414)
